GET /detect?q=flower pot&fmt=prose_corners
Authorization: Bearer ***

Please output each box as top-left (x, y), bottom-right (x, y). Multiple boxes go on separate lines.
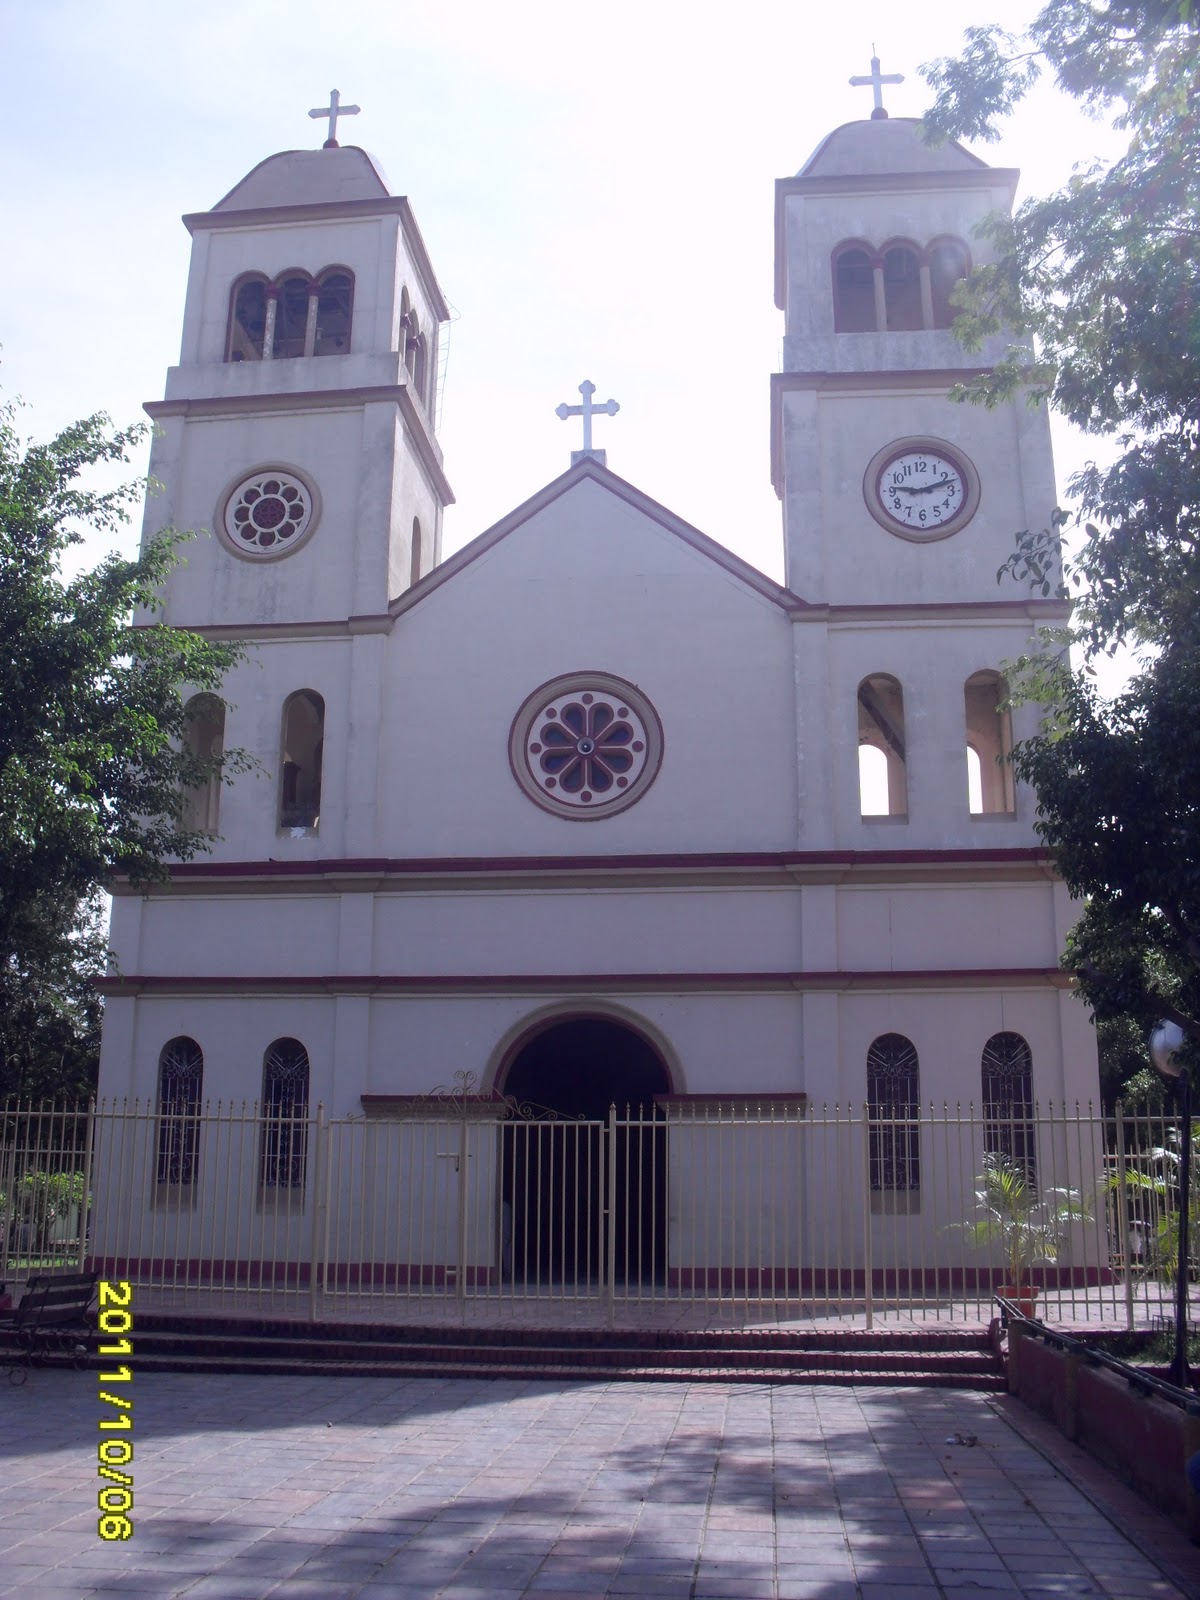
top-left (998, 1285), bottom-right (1038, 1318)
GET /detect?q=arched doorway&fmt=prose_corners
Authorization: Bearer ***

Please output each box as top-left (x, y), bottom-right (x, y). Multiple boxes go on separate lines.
top-left (499, 1017), bottom-right (670, 1287)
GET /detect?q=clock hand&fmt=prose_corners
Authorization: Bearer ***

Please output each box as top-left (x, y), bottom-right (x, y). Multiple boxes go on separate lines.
top-left (893, 476), bottom-right (953, 496)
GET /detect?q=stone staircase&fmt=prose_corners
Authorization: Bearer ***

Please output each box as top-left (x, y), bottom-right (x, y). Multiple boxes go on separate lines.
top-left (92, 1313), bottom-right (1007, 1388)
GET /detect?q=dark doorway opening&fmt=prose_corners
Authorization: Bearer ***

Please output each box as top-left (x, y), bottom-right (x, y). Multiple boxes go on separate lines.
top-left (500, 1018), bottom-right (669, 1287)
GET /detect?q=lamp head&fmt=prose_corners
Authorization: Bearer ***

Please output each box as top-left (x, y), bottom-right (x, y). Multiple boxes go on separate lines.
top-left (1150, 1020), bottom-right (1188, 1079)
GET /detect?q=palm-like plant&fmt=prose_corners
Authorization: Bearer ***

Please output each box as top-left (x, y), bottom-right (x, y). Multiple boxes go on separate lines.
top-left (962, 1153), bottom-right (1090, 1297)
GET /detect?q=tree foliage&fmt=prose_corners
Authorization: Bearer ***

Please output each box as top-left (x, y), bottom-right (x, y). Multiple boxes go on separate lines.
top-left (0, 401), bottom-right (246, 1098)
top-left (921, 3), bottom-right (1200, 1069)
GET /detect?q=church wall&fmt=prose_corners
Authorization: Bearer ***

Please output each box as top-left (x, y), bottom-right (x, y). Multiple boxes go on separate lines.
top-left (180, 216), bottom-right (389, 366)
top-left (782, 386), bottom-right (1054, 609)
top-left (780, 179), bottom-right (1015, 345)
top-left (378, 480), bottom-right (798, 856)
top-left (822, 618), bottom-right (1044, 848)
top-left (144, 409), bottom-right (377, 626)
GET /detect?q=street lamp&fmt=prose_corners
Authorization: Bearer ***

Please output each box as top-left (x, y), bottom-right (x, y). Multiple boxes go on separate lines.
top-left (1150, 1020), bottom-right (1192, 1388)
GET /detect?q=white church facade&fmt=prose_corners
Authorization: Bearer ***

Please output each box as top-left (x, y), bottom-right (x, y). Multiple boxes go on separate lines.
top-left (94, 99), bottom-right (1102, 1301)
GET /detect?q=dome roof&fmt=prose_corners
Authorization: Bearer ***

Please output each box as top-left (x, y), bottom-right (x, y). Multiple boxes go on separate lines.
top-left (798, 117), bottom-right (987, 179)
top-left (211, 146), bottom-right (393, 212)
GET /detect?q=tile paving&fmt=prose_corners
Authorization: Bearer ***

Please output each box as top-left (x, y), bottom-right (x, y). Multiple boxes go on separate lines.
top-left (0, 1371), bottom-right (1197, 1599)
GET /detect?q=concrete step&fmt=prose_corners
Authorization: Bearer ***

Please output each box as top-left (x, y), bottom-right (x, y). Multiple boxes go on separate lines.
top-left (85, 1313), bottom-right (1006, 1389)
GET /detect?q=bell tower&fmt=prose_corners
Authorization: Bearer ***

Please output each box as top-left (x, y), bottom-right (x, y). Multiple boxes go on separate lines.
top-left (771, 98), bottom-right (1057, 606)
top-left (140, 102), bottom-right (453, 631)
top-left (772, 81), bottom-right (1066, 849)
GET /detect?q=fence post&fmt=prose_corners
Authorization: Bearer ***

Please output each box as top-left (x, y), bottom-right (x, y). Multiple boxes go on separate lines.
top-left (1112, 1100), bottom-right (1135, 1333)
top-left (456, 1109), bottom-right (469, 1308)
top-left (861, 1102), bottom-right (873, 1331)
top-left (309, 1104), bottom-right (326, 1322)
top-left (78, 1098), bottom-right (97, 1273)
top-left (607, 1104), bottom-right (618, 1327)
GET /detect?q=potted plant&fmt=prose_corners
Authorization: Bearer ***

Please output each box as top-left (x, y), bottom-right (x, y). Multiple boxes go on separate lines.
top-left (961, 1152), bottom-right (1089, 1315)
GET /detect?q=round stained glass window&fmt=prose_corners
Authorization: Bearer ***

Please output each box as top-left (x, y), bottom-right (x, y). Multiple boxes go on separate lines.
top-left (509, 672), bottom-right (664, 820)
top-left (220, 467), bottom-right (318, 559)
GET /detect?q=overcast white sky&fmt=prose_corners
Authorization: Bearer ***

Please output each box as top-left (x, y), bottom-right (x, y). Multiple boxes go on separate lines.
top-left (3, 0), bottom-right (1121, 587)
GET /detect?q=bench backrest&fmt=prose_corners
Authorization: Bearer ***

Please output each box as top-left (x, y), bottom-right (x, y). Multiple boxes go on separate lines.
top-left (16, 1274), bottom-right (98, 1330)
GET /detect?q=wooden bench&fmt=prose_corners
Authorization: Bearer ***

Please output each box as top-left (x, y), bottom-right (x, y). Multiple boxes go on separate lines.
top-left (0, 1273), bottom-right (97, 1383)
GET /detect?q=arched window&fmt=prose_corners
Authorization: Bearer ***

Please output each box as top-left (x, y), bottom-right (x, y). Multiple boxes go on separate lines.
top-left (156, 1037), bottom-right (203, 1188)
top-left (260, 1038), bottom-right (310, 1191)
top-left (313, 269), bottom-right (353, 356)
top-left (833, 244), bottom-right (877, 332)
top-left (272, 273), bottom-right (313, 360)
top-left (279, 690), bottom-right (324, 832)
top-left (930, 238), bottom-right (970, 329)
top-left (965, 671), bottom-right (1015, 815)
top-left (867, 1033), bottom-right (920, 1196)
top-left (858, 674), bottom-right (907, 818)
top-left (882, 244), bottom-right (923, 331)
top-left (400, 288), bottom-right (417, 375)
top-left (412, 334), bottom-right (428, 405)
top-left (982, 1031), bottom-right (1036, 1181)
top-left (410, 517), bottom-right (423, 588)
top-left (181, 693), bottom-right (225, 834)
top-left (228, 276), bottom-right (269, 361)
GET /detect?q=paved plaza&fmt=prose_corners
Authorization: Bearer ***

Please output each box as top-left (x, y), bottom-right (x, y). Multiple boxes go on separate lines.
top-left (2, 1370), bottom-right (1198, 1599)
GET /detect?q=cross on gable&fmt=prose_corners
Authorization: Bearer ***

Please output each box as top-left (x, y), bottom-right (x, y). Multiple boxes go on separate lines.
top-left (849, 50), bottom-right (904, 120)
top-left (309, 89), bottom-right (361, 148)
top-left (555, 379), bottom-right (620, 466)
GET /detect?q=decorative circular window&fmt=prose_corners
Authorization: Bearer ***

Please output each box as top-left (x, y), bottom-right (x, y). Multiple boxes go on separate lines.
top-left (509, 672), bottom-right (664, 820)
top-left (219, 466), bottom-right (319, 559)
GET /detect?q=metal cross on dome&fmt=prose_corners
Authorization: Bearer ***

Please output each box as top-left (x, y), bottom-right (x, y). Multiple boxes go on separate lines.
top-left (556, 380), bottom-right (620, 467)
top-left (309, 89), bottom-right (360, 148)
top-left (849, 49), bottom-right (904, 120)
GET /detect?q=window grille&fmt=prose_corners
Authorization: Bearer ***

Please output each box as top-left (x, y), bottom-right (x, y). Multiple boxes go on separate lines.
top-left (156, 1037), bottom-right (203, 1185)
top-left (867, 1033), bottom-right (920, 1191)
top-left (261, 1038), bottom-right (310, 1190)
top-left (982, 1031), bottom-right (1036, 1182)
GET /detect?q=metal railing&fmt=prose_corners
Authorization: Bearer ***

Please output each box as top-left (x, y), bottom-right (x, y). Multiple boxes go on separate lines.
top-left (1, 1097), bottom-right (1194, 1327)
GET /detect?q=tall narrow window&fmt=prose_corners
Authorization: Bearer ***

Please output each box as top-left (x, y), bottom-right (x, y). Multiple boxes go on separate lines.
top-left (279, 691), bottom-right (324, 832)
top-left (260, 1038), bottom-right (310, 1191)
top-left (833, 245), bottom-right (877, 332)
top-left (182, 693), bottom-right (225, 834)
top-left (930, 239), bottom-right (970, 329)
top-left (400, 288), bottom-right (417, 374)
top-left (272, 274), bottom-right (313, 359)
top-left (228, 277), bottom-right (269, 361)
top-left (314, 270), bottom-right (353, 355)
top-left (965, 671), bottom-right (1015, 814)
top-left (156, 1037), bottom-right (203, 1188)
top-left (867, 1033), bottom-right (920, 1198)
top-left (412, 334), bottom-right (428, 405)
top-left (982, 1031), bottom-right (1036, 1182)
top-left (858, 674), bottom-right (907, 818)
top-left (410, 517), bottom-right (423, 588)
top-left (883, 244), bottom-right (923, 331)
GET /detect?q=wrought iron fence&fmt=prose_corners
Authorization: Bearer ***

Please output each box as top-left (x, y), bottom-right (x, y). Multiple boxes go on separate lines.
top-left (0, 1095), bottom-right (1194, 1328)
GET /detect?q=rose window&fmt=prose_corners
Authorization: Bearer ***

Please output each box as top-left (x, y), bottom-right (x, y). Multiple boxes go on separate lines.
top-left (509, 673), bottom-right (664, 819)
top-left (221, 468), bottom-right (316, 558)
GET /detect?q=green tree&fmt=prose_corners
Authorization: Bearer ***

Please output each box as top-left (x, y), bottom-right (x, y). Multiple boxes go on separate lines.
top-left (921, 2), bottom-right (1200, 1058)
top-left (0, 401), bottom-right (246, 1098)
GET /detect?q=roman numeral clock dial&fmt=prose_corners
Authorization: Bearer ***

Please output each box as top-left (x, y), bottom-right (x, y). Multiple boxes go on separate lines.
top-left (864, 437), bottom-right (981, 542)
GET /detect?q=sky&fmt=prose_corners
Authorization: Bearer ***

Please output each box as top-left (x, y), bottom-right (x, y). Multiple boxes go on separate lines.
top-left (2, 0), bottom-right (1123, 587)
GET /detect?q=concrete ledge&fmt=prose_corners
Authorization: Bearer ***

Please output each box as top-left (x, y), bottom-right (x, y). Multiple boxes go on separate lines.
top-left (1009, 1321), bottom-right (1200, 1534)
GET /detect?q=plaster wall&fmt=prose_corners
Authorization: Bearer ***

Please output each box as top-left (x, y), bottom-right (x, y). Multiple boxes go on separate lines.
top-left (782, 385), bottom-right (1055, 606)
top-left (378, 479), bottom-right (798, 857)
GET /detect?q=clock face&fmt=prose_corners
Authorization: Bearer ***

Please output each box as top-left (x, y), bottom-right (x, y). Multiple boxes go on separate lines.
top-left (864, 438), bottom-right (980, 540)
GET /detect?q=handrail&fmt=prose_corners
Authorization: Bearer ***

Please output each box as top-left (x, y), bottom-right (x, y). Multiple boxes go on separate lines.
top-left (996, 1295), bottom-right (1200, 1416)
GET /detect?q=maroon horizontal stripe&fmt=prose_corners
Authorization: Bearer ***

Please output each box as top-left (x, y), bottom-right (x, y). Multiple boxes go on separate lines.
top-left (99, 967), bottom-right (1070, 997)
top-left (150, 846), bottom-right (1053, 882)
